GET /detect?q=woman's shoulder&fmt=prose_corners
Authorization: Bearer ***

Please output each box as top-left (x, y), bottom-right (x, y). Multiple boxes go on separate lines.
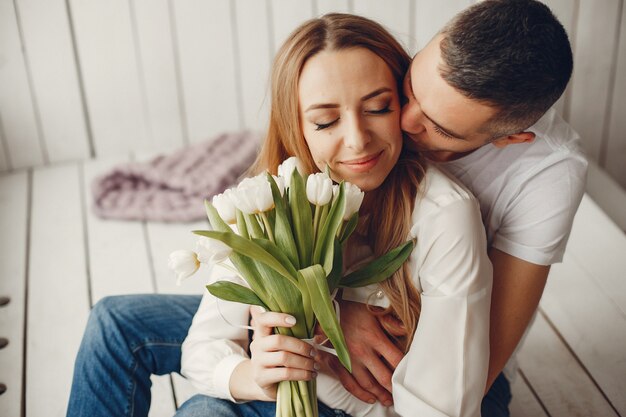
top-left (413, 164), bottom-right (477, 216)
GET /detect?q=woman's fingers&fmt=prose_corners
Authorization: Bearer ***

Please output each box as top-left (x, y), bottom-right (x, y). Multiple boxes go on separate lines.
top-left (250, 307), bottom-right (298, 338)
top-left (253, 366), bottom-right (318, 388)
top-left (251, 333), bottom-right (317, 359)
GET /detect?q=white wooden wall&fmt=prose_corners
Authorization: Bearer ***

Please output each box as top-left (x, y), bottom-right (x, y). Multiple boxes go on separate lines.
top-left (2, 0), bottom-right (626, 191)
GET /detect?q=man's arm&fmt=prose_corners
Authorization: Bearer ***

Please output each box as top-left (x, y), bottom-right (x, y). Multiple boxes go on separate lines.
top-left (486, 248), bottom-right (549, 391)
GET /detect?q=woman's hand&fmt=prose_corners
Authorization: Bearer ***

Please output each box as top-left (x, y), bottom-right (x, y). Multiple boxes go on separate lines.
top-left (231, 307), bottom-right (319, 401)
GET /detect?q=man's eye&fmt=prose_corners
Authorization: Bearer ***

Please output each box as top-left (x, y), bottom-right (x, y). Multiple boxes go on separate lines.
top-left (433, 125), bottom-right (454, 139)
top-left (315, 118), bottom-right (339, 131)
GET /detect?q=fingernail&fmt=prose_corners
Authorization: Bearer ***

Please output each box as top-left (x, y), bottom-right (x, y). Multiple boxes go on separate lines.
top-left (258, 306), bottom-right (267, 313)
top-left (367, 398), bottom-right (376, 404)
top-left (285, 315), bottom-right (296, 325)
top-left (310, 349), bottom-right (317, 357)
top-left (383, 400), bottom-right (393, 407)
top-left (311, 371), bottom-right (318, 378)
top-left (314, 362), bottom-right (320, 370)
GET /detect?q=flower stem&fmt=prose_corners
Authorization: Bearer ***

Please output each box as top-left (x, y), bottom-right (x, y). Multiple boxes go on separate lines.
top-left (312, 205), bottom-right (321, 244)
top-left (260, 212), bottom-right (275, 243)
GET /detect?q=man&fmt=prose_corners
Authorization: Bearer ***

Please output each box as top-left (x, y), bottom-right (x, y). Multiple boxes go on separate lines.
top-left (322, 1), bottom-right (586, 416)
top-left (66, 1), bottom-right (587, 416)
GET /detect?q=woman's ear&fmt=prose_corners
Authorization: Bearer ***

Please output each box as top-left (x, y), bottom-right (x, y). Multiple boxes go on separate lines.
top-left (492, 132), bottom-right (536, 149)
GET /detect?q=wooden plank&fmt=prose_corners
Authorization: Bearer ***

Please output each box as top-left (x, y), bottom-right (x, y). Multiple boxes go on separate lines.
top-left (172, 0), bottom-right (241, 143)
top-left (27, 164), bottom-right (90, 417)
top-left (413, 0), bottom-right (471, 52)
top-left (509, 372), bottom-right (549, 417)
top-left (234, 0), bottom-right (272, 131)
top-left (69, 0), bottom-right (149, 157)
top-left (352, 0), bottom-right (412, 52)
top-left (270, 0), bottom-right (315, 54)
top-left (567, 0), bottom-right (620, 162)
top-left (605, 1), bottom-right (626, 189)
top-left (83, 154), bottom-right (178, 415)
top-left (0, 172), bottom-right (29, 417)
top-left (541, 0), bottom-right (577, 117)
top-left (539, 256), bottom-right (626, 414)
top-left (0, 0), bottom-right (44, 169)
top-left (315, 0), bottom-right (351, 15)
top-left (565, 194), bottom-right (626, 313)
top-left (516, 313), bottom-right (617, 417)
top-left (82, 156), bottom-right (155, 301)
top-left (133, 0), bottom-right (186, 150)
top-left (16, 0), bottom-right (90, 163)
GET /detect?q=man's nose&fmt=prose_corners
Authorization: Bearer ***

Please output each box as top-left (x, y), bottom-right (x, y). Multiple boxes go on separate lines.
top-left (401, 100), bottom-right (426, 135)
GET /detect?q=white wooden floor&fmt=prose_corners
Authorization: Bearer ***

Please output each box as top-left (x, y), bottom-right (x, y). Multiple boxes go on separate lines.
top-left (0, 156), bottom-right (625, 417)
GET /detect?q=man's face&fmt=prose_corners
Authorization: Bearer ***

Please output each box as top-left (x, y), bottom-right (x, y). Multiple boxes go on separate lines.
top-left (400, 35), bottom-right (500, 162)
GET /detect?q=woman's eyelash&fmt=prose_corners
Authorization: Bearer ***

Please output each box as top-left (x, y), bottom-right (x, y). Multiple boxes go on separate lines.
top-left (433, 124), bottom-right (454, 138)
top-left (367, 106), bottom-right (392, 115)
top-left (315, 118), bottom-right (339, 131)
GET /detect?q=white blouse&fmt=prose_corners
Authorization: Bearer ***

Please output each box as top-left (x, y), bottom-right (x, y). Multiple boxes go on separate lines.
top-left (181, 165), bottom-right (492, 417)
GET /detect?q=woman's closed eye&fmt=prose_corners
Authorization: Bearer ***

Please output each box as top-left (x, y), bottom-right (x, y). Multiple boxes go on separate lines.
top-left (314, 118), bottom-right (339, 131)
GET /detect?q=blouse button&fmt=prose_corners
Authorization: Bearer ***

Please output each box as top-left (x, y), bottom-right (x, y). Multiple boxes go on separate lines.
top-left (375, 290), bottom-right (384, 299)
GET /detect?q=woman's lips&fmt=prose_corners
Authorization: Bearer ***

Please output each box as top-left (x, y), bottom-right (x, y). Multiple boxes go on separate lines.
top-left (341, 151), bottom-right (383, 172)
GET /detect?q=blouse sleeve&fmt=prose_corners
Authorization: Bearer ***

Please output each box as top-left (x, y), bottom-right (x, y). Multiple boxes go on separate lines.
top-left (180, 270), bottom-right (251, 402)
top-left (392, 196), bottom-right (493, 417)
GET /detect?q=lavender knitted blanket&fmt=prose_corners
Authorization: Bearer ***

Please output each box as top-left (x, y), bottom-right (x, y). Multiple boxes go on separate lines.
top-left (92, 131), bottom-right (260, 222)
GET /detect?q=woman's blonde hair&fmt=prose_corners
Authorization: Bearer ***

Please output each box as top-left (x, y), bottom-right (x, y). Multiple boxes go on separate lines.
top-left (250, 13), bottom-right (425, 351)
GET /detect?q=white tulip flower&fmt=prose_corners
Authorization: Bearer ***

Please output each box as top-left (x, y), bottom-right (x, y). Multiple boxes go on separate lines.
top-left (229, 174), bottom-right (275, 214)
top-left (338, 182), bottom-right (365, 220)
top-left (272, 175), bottom-right (285, 196)
top-left (195, 236), bottom-right (232, 265)
top-left (212, 189), bottom-right (237, 224)
top-left (168, 250), bottom-right (200, 285)
top-left (277, 157), bottom-right (304, 188)
top-left (306, 173), bottom-right (334, 206)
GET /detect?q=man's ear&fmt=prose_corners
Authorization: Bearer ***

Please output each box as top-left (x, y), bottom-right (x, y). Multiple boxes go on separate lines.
top-left (491, 132), bottom-right (536, 149)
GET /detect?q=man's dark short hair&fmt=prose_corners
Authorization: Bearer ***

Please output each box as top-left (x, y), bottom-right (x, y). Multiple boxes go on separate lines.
top-left (439, 0), bottom-right (573, 136)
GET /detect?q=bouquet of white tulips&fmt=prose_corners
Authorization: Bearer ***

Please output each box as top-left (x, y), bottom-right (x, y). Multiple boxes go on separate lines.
top-left (169, 157), bottom-right (414, 417)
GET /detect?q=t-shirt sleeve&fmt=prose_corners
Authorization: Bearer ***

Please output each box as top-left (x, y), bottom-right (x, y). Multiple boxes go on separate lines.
top-left (492, 156), bottom-right (587, 265)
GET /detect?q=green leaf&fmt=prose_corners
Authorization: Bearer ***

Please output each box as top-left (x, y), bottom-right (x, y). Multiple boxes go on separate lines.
top-left (253, 238), bottom-right (299, 280)
top-left (267, 173), bottom-right (300, 269)
top-left (299, 265), bottom-right (351, 372)
top-left (204, 200), bottom-right (231, 233)
top-left (289, 170), bottom-right (313, 266)
top-left (236, 210), bottom-right (250, 240)
top-left (341, 240), bottom-right (415, 288)
top-left (205, 281), bottom-right (267, 309)
top-left (326, 239), bottom-right (344, 292)
top-left (245, 213), bottom-right (265, 239)
top-left (193, 230), bottom-right (299, 285)
top-left (339, 212), bottom-right (358, 244)
top-left (313, 182), bottom-right (346, 275)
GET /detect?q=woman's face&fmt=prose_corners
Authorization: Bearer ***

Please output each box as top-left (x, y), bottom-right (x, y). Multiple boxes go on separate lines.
top-left (298, 47), bottom-right (403, 192)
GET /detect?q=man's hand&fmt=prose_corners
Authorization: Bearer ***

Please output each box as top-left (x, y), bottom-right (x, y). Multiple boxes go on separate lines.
top-left (317, 300), bottom-right (404, 406)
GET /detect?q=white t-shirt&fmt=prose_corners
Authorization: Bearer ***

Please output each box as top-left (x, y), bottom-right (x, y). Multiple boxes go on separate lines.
top-left (437, 107), bottom-right (588, 380)
top-left (438, 107), bottom-right (588, 266)
top-left (181, 166), bottom-right (493, 417)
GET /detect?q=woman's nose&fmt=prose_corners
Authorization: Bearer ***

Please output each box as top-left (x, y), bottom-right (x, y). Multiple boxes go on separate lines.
top-left (344, 116), bottom-right (370, 151)
top-left (400, 100), bottom-right (426, 135)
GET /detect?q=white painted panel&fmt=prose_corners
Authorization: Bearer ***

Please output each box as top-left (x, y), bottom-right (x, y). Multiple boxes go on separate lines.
top-left (586, 162), bottom-right (626, 231)
top-left (149, 375), bottom-right (177, 417)
top-left (0, 172), bottom-right (28, 417)
top-left (173, 0), bottom-right (241, 143)
top-left (509, 373), bottom-right (548, 417)
top-left (270, 0), bottom-right (315, 53)
top-left (541, 255), bottom-right (626, 415)
top-left (605, 2), bottom-right (626, 189)
top-left (517, 313), bottom-right (618, 417)
top-left (234, 0), bottom-right (272, 131)
top-left (0, 0), bottom-right (44, 168)
top-left (568, 0), bottom-right (620, 162)
top-left (16, 0), bottom-right (90, 163)
top-left (565, 194), bottom-right (626, 313)
top-left (28, 164), bottom-right (90, 417)
top-left (352, 0), bottom-right (412, 52)
top-left (540, 0), bottom-right (577, 117)
top-left (133, 0), bottom-right (185, 149)
top-left (0, 120), bottom-right (9, 171)
top-left (146, 221), bottom-right (208, 295)
top-left (413, 0), bottom-right (470, 53)
top-left (69, 0), bottom-right (149, 156)
top-left (315, 0), bottom-right (350, 15)
top-left (82, 156), bottom-right (154, 301)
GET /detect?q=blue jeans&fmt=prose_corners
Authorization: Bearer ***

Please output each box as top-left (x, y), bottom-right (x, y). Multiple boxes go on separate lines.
top-left (175, 395), bottom-right (350, 417)
top-left (66, 294), bottom-right (511, 416)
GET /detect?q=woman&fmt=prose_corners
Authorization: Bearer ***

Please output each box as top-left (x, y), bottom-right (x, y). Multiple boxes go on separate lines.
top-left (176, 13), bottom-right (491, 417)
